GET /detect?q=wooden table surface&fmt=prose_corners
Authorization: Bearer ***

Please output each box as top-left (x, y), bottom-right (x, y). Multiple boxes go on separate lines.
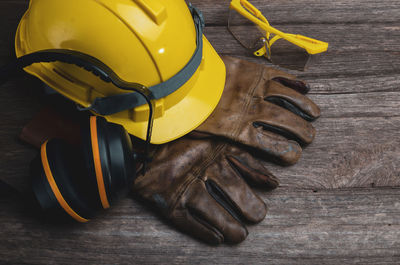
top-left (1, 0), bottom-right (399, 264)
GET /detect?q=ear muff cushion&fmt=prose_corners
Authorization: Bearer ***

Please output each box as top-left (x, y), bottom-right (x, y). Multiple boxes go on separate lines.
top-left (81, 116), bottom-right (111, 209)
top-left (81, 116), bottom-right (136, 208)
top-left (96, 117), bottom-right (136, 202)
top-left (30, 155), bottom-right (83, 222)
top-left (30, 155), bottom-right (62, 211)
top-left (37, 139), bottom-right (97, 221)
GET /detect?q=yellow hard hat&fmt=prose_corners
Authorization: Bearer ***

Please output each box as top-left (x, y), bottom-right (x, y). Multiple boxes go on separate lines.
top-left (15, 0), bottom-right (226, 144)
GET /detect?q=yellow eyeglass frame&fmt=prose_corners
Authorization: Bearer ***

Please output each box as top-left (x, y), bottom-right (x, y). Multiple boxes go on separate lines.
top-left (229, 0), bottom-right (328, 58)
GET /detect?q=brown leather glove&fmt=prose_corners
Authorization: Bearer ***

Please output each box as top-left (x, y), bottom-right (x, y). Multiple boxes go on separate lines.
top-left (133, 57), bottom-right (321, 244)
top-left (196, 56), bottom-right (321, 165)
top-left (133, 133), bottom-right (277, 245)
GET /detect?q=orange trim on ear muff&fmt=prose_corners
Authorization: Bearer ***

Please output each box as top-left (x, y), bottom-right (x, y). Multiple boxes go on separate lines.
top-left (40, 141), bottom-right (89, 223)
top-left (90, 116), bottom-right (110, 209)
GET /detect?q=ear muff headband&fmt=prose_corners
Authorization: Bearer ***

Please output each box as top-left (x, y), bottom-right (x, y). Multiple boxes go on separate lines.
top-left (89, 116), bottom-right (110, 209)
top-left (40, 140), bottom-right (89, 223)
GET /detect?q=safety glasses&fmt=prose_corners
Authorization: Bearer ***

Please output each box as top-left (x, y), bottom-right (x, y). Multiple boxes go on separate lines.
top-left (228, 0), bottom-right (328, 70)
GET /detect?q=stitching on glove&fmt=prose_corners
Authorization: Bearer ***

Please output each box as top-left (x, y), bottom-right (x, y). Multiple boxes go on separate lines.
top-left (230, 65), bottom-right (265, 142)
top-left (191, 142), bottom-right (225, 178)
top-left (190, 64), bottom-right (266, 179)
top-left (167, 174), bottom-right (199, 217)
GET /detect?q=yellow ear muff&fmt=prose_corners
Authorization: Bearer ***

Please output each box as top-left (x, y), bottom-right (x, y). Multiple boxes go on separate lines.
top-left (40, 140), bottom-right (89, 222)
top-left (89, 116), bottom-right (110, 209)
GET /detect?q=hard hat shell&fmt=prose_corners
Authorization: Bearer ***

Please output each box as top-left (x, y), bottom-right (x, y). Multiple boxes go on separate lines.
top-left (15, 0), bottom-right (226, 144)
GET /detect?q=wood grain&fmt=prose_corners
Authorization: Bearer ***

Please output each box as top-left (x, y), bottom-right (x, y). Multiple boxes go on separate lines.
top-left (205, 24), bottom-right (400, 53)
top-left (266, 116), bottom-right (400, 189)
top-left (204, 24), bottom-right (400, 78)
top-left (0, 188), bottom-right (399, 265)
top-left (196, 0), bottom-right (400, 24)
top-left (0, 0), bottom-right (399, 263)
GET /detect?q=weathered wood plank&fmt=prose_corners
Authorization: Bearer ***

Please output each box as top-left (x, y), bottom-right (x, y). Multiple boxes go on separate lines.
top-left (0, 2), bottom-right (27, 53)
top-left (267, 116), bottom-right (400, 189)
top-left (204, 24), bottom-right (400, 53)
top-left (2, 0), bottom-right (400, 25)
top-left (0, 188), bottom-right (399, 265)
top-left (0, 0), bottom-right (399, 263)
top-left (212, 51), bottom-right (400, 79)
top-left (203, 24), bottom-right (400, 74)
top-left (306, 75), bottom-right (400, 94)
top-left (195, 0), bottom-right (400, 25)
top-left (312, 92), bottom-right (400, 118)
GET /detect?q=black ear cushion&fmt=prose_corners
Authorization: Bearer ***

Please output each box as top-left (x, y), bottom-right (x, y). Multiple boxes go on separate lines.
top-left (32, 139), bottom-right (97, 221)
top-left (96, 117), bottom-right (136, 203)
top-left (81, 116), bottom-right (136, 208)
top-left (30, 155), bottom-right (61, 212)
top-left (30, 155), bottom-right (82, 223)
top-left (80, 119), bottom-right (107, 210)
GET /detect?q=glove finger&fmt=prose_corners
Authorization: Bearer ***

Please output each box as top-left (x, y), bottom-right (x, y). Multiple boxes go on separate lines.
top-left (238, 126), bottom-right (302, 165)
top-left (205, 160), bottom-right (268, 224)
top-left (190, 130), bottom-right (301, 165)
top-left (252, 102), bottom-right (316, 145)
top-left (170, 202), bottom-right (226, 245)
top-left (225, 152), bottom-right (279, 189)
top-left (222, 55), bottom-right (306, 94)
top-left (183, 179), bottom-right (249, 244)
top-left (265, 81), bottom-right (321, 121)
top-left (190, 130), bottom-right (300, 165)
top-left (272, 76), bottom-right (310, 95)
